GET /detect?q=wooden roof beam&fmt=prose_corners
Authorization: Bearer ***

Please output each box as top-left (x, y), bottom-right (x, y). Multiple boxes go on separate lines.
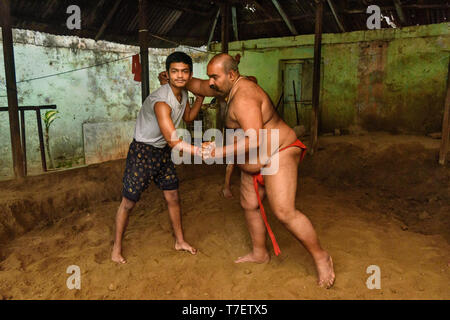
top-left (231, 6), bottom-right (239, 41)
top-left (251, 0), bottom-right (285, 34)
top-left (271, 0), bottom-right (298, 36)
top-left (95, 0), bottom-right (122, 41)
top-left (151, 0), bottom-right (211, 17)
top-left (207, 8), bottom-right (221, 49)
top-left (327, 0), bottom-right (346, 32)
top-left (393, 0), bottom-right (408, 26)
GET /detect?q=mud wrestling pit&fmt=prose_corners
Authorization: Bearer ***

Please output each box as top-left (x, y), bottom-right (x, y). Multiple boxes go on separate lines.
top-left (0, 133), bottom-right (449, 300)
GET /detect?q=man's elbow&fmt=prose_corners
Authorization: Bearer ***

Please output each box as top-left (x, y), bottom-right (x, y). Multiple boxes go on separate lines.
top-left (183, 116), bottom-right (193, 124)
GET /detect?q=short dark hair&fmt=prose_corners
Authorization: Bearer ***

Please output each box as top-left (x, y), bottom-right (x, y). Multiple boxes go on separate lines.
top-left (166, 51), bottom-right (193, 73)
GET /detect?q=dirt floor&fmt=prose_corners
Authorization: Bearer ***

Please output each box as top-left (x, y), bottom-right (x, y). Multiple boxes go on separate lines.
top-left (0, 132), bottom-right (449, 300)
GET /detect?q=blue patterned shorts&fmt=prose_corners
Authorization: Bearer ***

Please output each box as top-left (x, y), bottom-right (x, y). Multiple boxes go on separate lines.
top-left (122, 139), bottom-right (179, 202)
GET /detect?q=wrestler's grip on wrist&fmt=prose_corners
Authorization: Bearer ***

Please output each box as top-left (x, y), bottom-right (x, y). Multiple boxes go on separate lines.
top-left (201, 141), bottom-right (216, 160)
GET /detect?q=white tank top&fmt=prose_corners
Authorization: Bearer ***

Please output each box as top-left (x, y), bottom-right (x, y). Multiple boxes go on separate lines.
top-left (134, 84), bottom-right (187, 148)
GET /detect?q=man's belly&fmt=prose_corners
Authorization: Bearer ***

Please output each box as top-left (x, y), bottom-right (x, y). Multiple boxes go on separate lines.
top-left (237, 163), bottom-right (264, 175)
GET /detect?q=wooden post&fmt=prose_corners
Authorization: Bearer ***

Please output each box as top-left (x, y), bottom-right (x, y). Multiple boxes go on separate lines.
top-left (35, 109), bottom-right (47, 172)
top-left (310, 0), bottom-right (323, 155)
top-left (0, 0), bottom-right (25, 178)
top-left (139, 0), bottom-right (150, 103)
top-left (20, 110), bottom-right (27, 175)
top-left (221, 2), bottom-right (230, 53)
top-left (439, 60), bottom-right (450, 166)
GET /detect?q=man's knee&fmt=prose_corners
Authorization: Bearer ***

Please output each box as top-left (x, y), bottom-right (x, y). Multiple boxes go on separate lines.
top-left (121, 197), bottom-right (136, 212)
top-left (274, 207), bottom-right (297, 225)
top-left (163, 190), bottom-right (179, 204)
top-left (240, 196), bottom-right (259, 211)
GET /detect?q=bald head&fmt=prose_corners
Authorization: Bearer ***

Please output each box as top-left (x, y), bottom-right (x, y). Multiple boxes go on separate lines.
top-left (209, 53), bottom-right (239, 74)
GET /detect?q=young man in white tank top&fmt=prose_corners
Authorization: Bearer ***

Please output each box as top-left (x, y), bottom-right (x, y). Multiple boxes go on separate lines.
top-left (112, 52), bottom-right (204, 264)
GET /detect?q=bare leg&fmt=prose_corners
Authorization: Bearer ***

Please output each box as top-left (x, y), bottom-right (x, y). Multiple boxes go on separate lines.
top-left (264, 147), bottom-right (335, 288)
top-left (111, 196), bottom-right (136, 264)
top-left (234, 171), bottom-right (270, 264)
top-left (163, 189), bottom-right (197, 255)
top-left (222, 163), bottom-right (235, 199)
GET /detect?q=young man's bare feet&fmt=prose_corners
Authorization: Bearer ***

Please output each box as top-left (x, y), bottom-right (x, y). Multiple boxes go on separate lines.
top-left (234, 251), bottom-right (270, 264)
top-left (314, 253), bottom-right (335, 289)
top-left (175, 240), bottom-right (198, 254)
top-left (222, 188), bottom-right (233, 199)
top-left (111, 245), bottom-right (127, 264)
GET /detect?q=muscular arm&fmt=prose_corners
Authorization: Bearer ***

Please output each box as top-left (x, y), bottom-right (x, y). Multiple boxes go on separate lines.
top-left (186, 77), bottom-right (219, 97)
top-left (183, 95), bottom-right (204, 123)
top-left (154, 101), bottom-right (199, 155)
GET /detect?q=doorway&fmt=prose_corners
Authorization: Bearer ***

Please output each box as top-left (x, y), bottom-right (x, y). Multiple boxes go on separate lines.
top-left (280, 59), bottom-right (321, 132)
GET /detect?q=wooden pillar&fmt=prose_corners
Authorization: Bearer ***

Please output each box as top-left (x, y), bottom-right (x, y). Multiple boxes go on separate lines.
top-left (220, 2), bottom-right (230, 53)
top-left (0, 0), bottom-right (25, 178)
top-left (439, 60), bottom-right (450, 166)
top-left (139, 0), bottom-right (150, 103)
top-left (20, 110), bottom-right (27, 175)
top-left (310, 0), bottom-right (323, 155)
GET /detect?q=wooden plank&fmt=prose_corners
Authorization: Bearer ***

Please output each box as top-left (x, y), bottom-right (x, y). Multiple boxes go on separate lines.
top-left (35, 109), bottom-right (47, 172)
top-left (95, 0), bottom-right (122, 41)
top-left (239, 12), bottom-right (332, 25)
top-left (0, 105), bottom-right (57, 112)
top-left (1, 0), bottom-right (25, 178)
top-left (310, 0), bottom-right (324, 155)
top-left (139, 0), bottom-right (150, 102)
top-left (151, 0), bottom-right (211, 17)
top-left (439, 61), bottom-right (450, 166)
top-left (271, 0), bottom-right (298, 36)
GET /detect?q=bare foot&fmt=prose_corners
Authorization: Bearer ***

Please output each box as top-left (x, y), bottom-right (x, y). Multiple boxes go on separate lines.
top-left (222, 188), bottom-right (233, 199)
top-left (234, 252), bottom-right (270, 264)
top-left (175, 240), bottom-right (197, 255)
top-left (315, 253), bottom-right (335, 289)
top-left (111, 245), bottom-right (127, 264)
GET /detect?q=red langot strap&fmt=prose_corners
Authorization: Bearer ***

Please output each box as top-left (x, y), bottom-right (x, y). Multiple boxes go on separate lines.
top-left (252, 139), bottom-right (307, 256)
top-left (253, 174), bottom-right (281, 256)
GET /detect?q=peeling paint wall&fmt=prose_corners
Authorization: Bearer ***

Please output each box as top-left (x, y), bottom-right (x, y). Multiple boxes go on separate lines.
top-left (212, 23), bottom-right (449, 134)
top-left (0, 29), bottom-right (209, 179)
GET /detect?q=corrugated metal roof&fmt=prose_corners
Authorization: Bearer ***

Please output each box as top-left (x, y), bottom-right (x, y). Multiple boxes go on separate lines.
top-left (5, 0), bottom-right (449, 48)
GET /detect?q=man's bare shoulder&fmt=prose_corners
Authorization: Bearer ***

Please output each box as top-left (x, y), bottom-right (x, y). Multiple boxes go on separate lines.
top-left (232, 80), bottom-right (263, 106)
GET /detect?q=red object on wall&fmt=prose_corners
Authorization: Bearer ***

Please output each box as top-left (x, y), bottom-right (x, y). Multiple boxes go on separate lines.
top-left (132, 54), bottom-right (141, 82)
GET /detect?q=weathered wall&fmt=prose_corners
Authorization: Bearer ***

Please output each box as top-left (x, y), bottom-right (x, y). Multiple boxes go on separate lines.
top-left (0, 29), bottom-right (209, 179)
top-left (211, 23), bottom-right (449, 134)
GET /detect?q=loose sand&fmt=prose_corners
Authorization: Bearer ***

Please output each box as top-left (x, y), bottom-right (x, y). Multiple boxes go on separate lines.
top-left (0, 133), bottom-right (448, 299)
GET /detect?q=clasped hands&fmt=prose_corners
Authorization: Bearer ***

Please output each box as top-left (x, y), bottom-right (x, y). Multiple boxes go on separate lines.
top-left (194, 141), bottom-right (216, 160)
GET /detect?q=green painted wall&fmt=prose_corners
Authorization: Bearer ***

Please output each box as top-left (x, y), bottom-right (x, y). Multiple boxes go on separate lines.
top-left (0, 30), bottom-right (209, 179)
top-left (211, 23), bottom-right (449, 134)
